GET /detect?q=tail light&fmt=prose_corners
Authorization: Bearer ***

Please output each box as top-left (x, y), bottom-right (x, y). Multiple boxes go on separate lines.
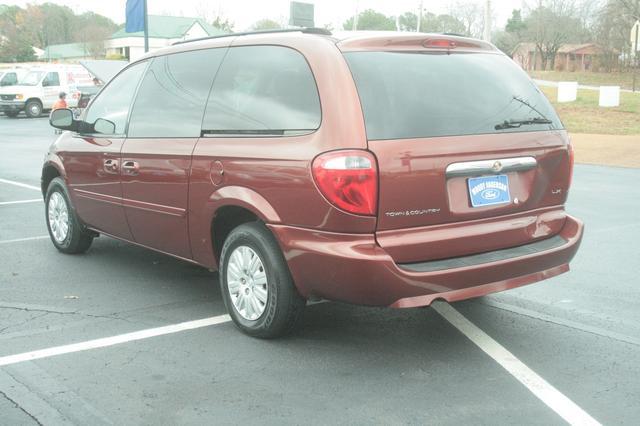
top-left (312, 150), bottom-right (378, 216)
top-left (568, 143), bottom-right (574, 188)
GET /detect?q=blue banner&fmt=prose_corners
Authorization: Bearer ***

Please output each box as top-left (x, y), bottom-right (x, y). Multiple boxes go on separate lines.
top-left (125, 0), bottom-right (145, 33)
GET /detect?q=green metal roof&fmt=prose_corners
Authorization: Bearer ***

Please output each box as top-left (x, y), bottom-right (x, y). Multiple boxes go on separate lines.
top-left (110, 15), bottom-right (226, 39)
top-left (43, 42), bottom-right (90, 59)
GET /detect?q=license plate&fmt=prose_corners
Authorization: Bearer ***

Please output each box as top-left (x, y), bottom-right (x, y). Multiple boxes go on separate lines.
top-left (468, 175), bottom-right (511, 207)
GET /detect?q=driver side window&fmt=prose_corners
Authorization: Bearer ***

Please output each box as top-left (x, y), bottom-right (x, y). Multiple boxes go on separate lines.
top-left (83, 61), bottom-right (147, 135)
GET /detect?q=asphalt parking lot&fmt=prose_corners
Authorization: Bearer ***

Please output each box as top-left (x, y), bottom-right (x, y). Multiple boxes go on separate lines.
top-left (1, 115), bottom-right (639, 425)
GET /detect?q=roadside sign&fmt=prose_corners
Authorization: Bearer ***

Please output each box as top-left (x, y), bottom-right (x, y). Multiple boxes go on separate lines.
top-left (289, 1), bottom-right (314, 27)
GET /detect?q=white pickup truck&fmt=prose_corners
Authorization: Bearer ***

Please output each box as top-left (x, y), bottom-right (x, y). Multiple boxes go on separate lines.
top-left (0, 65), bottom-right (94, 118)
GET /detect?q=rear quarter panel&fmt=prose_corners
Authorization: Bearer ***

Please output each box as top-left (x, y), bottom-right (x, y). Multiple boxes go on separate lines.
top-left (188, 35), bottom-right (375, 268)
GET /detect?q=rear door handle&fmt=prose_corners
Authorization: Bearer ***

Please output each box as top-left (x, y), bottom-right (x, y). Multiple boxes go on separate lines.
top-left (103, 159), bottom-right (119, 174)
top-left (121, 160), bottom-right (139, 176)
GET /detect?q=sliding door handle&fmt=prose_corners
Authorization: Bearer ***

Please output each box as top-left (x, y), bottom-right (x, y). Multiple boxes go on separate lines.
top-left (121, 160), bottom-right (139, 175)
top-left (103, 159), bottom-right (119, 173)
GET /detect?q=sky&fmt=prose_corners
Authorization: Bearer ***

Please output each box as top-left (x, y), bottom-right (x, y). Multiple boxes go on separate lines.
top-left (2, 0), bottom-right (528, 31)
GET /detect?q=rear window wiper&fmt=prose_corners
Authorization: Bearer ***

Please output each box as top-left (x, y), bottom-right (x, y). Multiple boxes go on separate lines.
top-left (494, 117), bottom-right (553, 130)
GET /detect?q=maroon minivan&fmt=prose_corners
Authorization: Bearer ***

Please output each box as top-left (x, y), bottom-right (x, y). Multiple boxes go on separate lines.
top-left (44, 29), bottom-right (583, 337)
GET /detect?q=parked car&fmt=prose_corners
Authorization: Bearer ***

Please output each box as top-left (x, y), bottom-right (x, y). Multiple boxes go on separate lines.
top-left (0, 64), bottom-right (93, 118)
top-left (44, 29), bottom-right (583, 338)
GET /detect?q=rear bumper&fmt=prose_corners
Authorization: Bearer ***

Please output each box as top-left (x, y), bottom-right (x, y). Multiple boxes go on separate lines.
top-left (268, 214), bottom-right (583, 307)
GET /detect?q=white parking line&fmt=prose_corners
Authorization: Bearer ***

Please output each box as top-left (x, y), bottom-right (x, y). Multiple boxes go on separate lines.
top-left (0, 178), bottom-right (41, 191)
top-left (0, 315), bottom-right (231, 367)
top-left (0, 199), bottom-right (42, 205)
top-left (432, 300), bottom-right (601, 426)
top-left (0, 236), bottom-right (49, 244)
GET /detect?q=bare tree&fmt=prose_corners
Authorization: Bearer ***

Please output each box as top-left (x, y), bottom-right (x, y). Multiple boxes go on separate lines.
top-left (450, 1), bottom-right (484, 37)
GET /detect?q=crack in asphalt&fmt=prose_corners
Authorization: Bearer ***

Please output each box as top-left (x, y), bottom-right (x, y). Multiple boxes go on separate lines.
top-left (0, 304), bottom-right (136, 323)
top-left (479, 299), bottom-right (640, 347)
top-left (0, 312), bottom-right (50, 335)
top-left (0, 386), bottom-right (44, 426)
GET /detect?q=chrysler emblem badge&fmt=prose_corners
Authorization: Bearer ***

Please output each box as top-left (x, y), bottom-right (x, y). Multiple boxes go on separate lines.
top-left (492, 160), bottom-right (503, 172)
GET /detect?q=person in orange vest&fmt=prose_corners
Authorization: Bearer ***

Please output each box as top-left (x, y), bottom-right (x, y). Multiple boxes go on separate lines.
top-left (51, 92), bottom-right (68, 135)
top-left (52, 92), bottom-right (67, 110)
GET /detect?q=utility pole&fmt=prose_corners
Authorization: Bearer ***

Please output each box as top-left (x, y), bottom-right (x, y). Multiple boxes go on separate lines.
top-left (143, 0), bottom-right (149, 53)
top-left (352, 0), bottom-right (359, 31)
top-left (483, 0), bottom-right (491, 41)
top-left (633, 20), bottom-right (639, 92)
top-left (417, 0), bottom-right (423, 32)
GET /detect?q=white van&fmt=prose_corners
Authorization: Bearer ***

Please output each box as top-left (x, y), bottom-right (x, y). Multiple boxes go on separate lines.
top-left (0, 68), bottom-right (28, 87)
top-left (0, 65), bottom-right (94, 118)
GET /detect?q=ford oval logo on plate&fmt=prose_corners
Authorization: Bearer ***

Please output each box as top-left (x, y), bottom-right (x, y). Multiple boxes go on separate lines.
top-left (468, 175), bottom-right (511, 207)
top-left (481, 188), bottom-right (500, 200)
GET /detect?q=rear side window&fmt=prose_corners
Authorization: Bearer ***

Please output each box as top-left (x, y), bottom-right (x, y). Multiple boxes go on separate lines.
top-left (128, 48), bottom-right (226, 138)
top-left (202, 46), bottom-right (321, 136)
top-left (344, 51), bottom-right (562, 140)
top-left (43, 72), bottom-right (60, 87)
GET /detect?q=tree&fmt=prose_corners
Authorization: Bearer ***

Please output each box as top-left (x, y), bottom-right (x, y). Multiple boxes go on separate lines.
top-left (494, 9), bottom-right (528, 56)
top-left (506, 9), bottom-right (526, 34)
top-left (212, 15), bottom-right (234, 32)
top-left (0, 4), bottom-right (116, 61)
top-left (595, 0), bottom-right (638, 69)
top-left (398, 12), bottom-right (418, 31)
top-left (450, 1), bottom-right (484, 37)
top-left (523, 1), bottom-right (587, 70)
top-left (419, 12), bottom-right (465, 34)
top-left (343, 9), bottom-right (396, 31)
top-left (251, 19), bottom-right (282, 31)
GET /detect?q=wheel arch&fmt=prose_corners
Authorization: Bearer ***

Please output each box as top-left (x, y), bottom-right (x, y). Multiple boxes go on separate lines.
top-left (25, 97), bottom-right (43, 108)
top-left (203, 186), bottom-right (282, 267)
top-left (41, 159), bottom-right (66, 197)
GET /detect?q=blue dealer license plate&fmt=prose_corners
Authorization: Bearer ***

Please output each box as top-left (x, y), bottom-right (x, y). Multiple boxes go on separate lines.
top-left (468, 175), bottom-right (511, 207)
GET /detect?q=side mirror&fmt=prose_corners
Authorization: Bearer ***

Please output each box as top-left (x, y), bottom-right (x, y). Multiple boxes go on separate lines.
top-left (49, 108), bottom-right (77, 131)
top-left (94, 118), bottom-right (116, 135)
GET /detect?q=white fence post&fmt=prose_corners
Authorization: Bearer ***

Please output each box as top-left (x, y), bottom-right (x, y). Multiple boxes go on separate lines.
top-left (599, 86), bottom-right (620, 107)
top-left (557, 82), bottom-right (578, 102)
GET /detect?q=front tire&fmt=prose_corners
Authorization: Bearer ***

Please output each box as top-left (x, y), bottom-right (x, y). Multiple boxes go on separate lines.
top-left (45, 177), bottom-right (94, 254)
top-left (220, 222), bottom-right (305, 338)
top-left (25, 100), bottom-right (42, 118)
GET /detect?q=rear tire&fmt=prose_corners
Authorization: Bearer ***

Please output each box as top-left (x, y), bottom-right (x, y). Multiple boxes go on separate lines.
top-left (220, 222), bottom-right (305, 338)
top-left (45, 177), bottom-right (94, 254)
top-left (24, 100), bottom-right (42, 118)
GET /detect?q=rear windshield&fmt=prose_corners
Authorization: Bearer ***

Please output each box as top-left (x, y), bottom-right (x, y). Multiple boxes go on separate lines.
top-left (343, 51), bottom-right (562, 140)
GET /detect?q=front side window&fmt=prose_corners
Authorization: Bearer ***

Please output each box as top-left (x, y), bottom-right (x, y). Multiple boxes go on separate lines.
top-left (344, 51), bottom-right (563, 140)
top-left (1, 72), bottom-right (17, 85)
top-left (202, 46), bottom-right (321, 136)
top-left (82, 61), bottom-right (147, 135)
top-left (128, 48), bottom-right (226, 138)
top-left (43, 72), bottom-right (60, 87)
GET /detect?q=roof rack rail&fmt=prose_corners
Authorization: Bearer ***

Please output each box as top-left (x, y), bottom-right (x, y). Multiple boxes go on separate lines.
top-left (172, 27), bottom-right (332, 46)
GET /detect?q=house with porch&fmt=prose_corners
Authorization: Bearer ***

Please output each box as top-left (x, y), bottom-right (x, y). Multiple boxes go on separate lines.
top-left (511, 43), bottom-right (612, 72)
top-left (105, 15), bottom-right (226, 61)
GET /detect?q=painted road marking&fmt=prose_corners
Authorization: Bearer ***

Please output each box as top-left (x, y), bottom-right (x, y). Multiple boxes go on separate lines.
top-left (0, 199), bottom-right (42, 205)
top-left (0, 178), bottom-right (41, 191)
top-left (0, 315), bottom-right (231, 367)
top-left (0, 236), bottom-right (49, 244)
top-left (432, 300), bottom-right (601, 426)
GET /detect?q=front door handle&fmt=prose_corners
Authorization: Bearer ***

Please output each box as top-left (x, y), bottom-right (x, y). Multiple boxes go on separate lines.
top-left (103, 159), bottom-right (119, 174)
top-left (121, 160), bottom-right (140, 176)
